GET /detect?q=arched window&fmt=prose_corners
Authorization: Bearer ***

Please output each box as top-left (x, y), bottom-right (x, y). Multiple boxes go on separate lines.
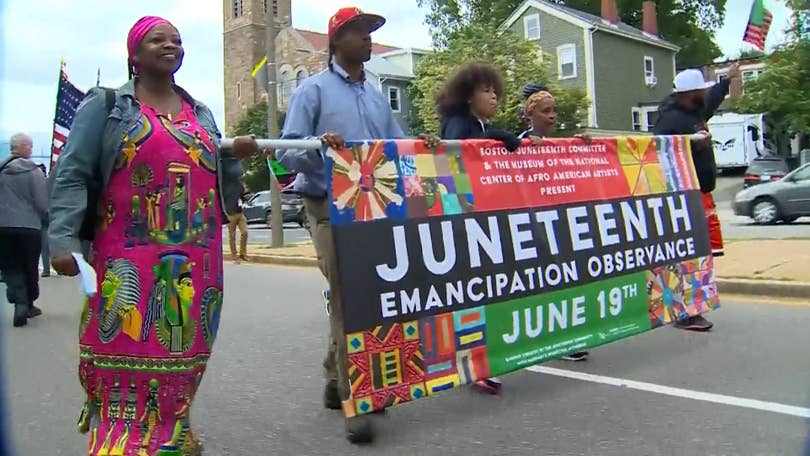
top-left (279, 69), bottom-right (292, 104)
top-left (295, 69), bottom-right (307, 86)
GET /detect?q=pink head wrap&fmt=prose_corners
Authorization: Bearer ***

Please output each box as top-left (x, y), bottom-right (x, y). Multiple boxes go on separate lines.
top-left (127, 16), bottom-right (174, 73)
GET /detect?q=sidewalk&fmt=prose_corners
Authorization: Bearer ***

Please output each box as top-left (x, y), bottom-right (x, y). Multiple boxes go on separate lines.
top-left (239, 239), bottom-right (810, 299)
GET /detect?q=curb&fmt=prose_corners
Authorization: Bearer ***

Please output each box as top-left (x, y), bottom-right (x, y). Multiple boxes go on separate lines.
top-left (247, 254), bottom-right (318, 268)
top-left (246, 255), bottom-right (810, 300)
top-left (716, 278), bottom-right (810, 300)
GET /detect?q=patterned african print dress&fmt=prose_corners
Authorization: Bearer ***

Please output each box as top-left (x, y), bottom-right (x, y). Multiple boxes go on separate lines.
top-left (77, 99), bottom-right (223, 456)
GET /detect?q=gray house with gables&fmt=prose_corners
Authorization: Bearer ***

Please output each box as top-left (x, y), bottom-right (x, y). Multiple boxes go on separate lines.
top-left (500, 0), bottom-right (680, 134)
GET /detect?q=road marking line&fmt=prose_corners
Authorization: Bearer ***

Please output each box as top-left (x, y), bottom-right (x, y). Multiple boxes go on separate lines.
top-left (526, 366), bottom-right (810, 419)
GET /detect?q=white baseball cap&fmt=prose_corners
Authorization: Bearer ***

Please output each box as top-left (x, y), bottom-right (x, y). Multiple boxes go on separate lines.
top-left (673, 69), bottom-right (715, 93)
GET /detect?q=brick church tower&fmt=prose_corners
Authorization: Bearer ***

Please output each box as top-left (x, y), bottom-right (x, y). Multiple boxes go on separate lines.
top-left (222, 0), bottom-right (291, 133)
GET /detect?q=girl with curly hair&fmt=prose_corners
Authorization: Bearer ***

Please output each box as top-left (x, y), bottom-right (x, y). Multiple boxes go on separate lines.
top-left (436, 63), bottom-right (523, 395)
top-left (437, 62), bottom-right (522, 152)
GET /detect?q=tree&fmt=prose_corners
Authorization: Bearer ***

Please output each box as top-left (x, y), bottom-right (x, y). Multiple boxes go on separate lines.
top-left (232, 101), bottom-right (288, 192)
top-left (739, 49), bottom-right (767, 59)
top-left (416, 0), bottom-right (726, 67)
top-left (411, 22), bottom-right (589, 135)
top-left (737, 22), bottom-right (810, 137)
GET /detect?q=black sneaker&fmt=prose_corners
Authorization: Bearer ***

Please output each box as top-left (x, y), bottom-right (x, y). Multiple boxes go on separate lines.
top-left (345, 415), bottom-right (375, 444)
top-left (561, 351), bottom-right (589, 361)
top-left (674, 315), bottom-right (713, 332)
top-left (28, 306), bottom-right (42, 318)
top-left (324, 379), bottom-right (341, 410)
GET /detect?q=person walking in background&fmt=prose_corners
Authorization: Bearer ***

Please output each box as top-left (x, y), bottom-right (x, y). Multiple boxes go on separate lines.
top-left (227, 184), bottom-right (249, 262)
top-left (48, 16), bottom-right (258, 455)
top-left (0, 132), bottom-right (48, 327)
top-left (37, 163), bottom-right (52, 278)
top-left (437, 62), bottom-right (522, 395)
top-left (653, 63), bottom-right (740, 332)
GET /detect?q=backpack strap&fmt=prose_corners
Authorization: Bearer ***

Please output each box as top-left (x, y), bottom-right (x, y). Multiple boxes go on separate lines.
top-left (0, 156), bottom-right (20, 175)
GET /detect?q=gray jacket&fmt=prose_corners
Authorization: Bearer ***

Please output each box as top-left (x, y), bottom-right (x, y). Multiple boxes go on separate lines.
top-left (0, 156), bottom-right (48, 230)
top-left (48, 79), bottom-right (241, 258)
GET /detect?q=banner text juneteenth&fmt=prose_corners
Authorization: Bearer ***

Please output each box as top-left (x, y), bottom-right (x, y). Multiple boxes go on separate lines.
top-left (337, 191), bottom-right (709, 333)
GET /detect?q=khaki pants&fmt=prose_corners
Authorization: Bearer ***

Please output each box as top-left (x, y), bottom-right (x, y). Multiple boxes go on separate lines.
top-left (303, 197), bottom-right (349, 401)
top-left (226, 212), bottom-right (248, 259)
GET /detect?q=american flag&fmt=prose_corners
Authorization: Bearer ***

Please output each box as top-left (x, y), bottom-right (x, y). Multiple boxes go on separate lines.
top-left (50, 65), bottom-right (86, 170)
top-left (742, 0), bottom-right (773, 51)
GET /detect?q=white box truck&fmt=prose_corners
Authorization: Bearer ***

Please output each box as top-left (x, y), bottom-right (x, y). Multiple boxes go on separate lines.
top-left (707, 112), bottom-right (767, 170)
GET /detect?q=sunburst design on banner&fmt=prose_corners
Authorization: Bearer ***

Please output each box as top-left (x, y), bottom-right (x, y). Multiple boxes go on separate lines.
top-left (328, 142), bottom-right (404, 222)
top-left (647, 265), bottom-right (686, 326)
top-left (617, 136), bottom-right (667, 195)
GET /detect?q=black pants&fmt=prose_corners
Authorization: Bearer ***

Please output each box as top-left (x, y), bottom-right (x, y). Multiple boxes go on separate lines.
top-left (0, 228), bottom-right (41, 309)
top-left (40, 217), bottom-right (50, 274)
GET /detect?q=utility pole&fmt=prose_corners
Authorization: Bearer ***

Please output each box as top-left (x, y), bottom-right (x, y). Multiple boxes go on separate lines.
top-left (265, 5), bottom-right (284, 247)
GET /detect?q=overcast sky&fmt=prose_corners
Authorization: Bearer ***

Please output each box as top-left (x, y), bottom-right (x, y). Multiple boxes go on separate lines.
top-left (0, 0), bottom-right (795, 161)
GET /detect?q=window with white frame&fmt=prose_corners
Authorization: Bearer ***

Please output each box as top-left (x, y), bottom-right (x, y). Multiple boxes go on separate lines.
top-left (388, 86), bottom-right (401, 112)
top-left (647, 110), bottom-right (659, 130)
top-left (524, 14), bottom-right (540, 40)
top-left (741, 68), bottom-right (763, 93)
top-left (631, 107), bottom-right (658, 132)
top-left (644, 56), bottom-right (655, 85)
top-left (742, 69), bottom-right (763, 83)
top-left (557, 44), bottom-right (577, 79)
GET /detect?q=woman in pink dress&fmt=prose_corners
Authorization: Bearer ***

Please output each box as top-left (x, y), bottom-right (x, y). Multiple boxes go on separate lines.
top-left (49, 17), bottom-right (257, 455)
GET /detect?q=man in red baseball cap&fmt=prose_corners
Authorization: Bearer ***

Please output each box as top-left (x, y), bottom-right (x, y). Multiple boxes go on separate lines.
top-left (277, 6), bottom-right (401, 445)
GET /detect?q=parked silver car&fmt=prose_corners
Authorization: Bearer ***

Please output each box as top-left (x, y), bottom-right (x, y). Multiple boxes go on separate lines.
top-left (733, 163), bottom-right (810, 224)
top-left (242, 189), bottom-right (306, 227)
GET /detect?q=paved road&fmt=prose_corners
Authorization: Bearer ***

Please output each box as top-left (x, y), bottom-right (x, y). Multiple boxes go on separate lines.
top-left (717, 202), bottom-right (810, 240)
top-left (4, 265), bottom-right (810, 455)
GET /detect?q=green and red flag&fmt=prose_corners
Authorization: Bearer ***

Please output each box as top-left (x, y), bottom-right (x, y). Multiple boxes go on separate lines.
top-left (267, 157), bottom-right (290, 176)
top-left (743, 0), bottom-right (773, 51)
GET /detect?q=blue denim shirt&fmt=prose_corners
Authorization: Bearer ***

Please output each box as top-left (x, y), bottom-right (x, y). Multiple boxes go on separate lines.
top-left (48, 79), bottom-right (241, 258)
top-left (277, 62), bottom-right (404, 198)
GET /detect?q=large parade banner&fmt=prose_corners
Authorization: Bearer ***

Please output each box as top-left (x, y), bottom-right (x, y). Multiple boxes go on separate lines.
top-left (324, 136), bottom-right (720, 417)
